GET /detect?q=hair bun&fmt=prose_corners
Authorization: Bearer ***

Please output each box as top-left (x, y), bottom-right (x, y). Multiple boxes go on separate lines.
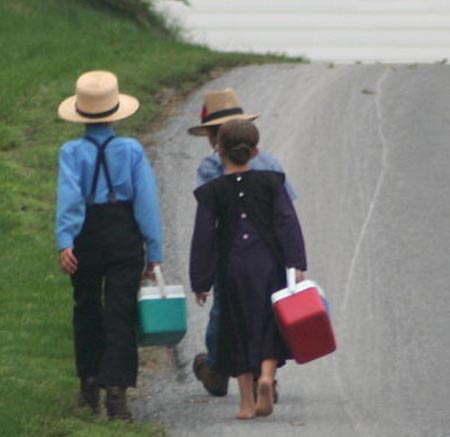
top-left (217, 119), bottom-right (260, 165)
top-left (228, 143), bottom-right (252, 165)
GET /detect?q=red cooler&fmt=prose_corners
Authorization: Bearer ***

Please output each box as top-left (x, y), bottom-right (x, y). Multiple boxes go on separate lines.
top-left (271, 269), bottom-right (336, 364)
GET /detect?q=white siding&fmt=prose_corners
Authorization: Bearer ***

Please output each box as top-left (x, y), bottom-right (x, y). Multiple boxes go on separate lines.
top-left (153, 0), bottom-right (450, 63)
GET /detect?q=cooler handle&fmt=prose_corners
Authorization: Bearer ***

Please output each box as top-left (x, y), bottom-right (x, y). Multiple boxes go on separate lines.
top-left (286, 267), bottom-right (296, 293)
top-left (141, 266), bottom-right (167, 299)
top-left (285, 268), bottom-right (328, 301)
top-left (153, 265), bottom-right (167, 299)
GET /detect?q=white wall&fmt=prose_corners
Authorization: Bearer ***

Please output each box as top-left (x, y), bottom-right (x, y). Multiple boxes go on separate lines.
top-left (153, 0), bottom-right (450, 63)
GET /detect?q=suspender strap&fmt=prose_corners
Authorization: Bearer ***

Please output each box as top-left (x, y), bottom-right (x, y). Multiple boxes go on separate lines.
top-left (85, 135), bottom-right (116, 204)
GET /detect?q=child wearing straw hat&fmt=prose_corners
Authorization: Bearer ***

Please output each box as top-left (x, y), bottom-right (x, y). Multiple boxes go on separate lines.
top-left (188, 88), bottom-right (296, 400)
top-left (189, 88), bottom-right (296, 200)
top-left (56, 70), bottom-right (163, 421)
top-left (190, 119), bottom-right (307, 419)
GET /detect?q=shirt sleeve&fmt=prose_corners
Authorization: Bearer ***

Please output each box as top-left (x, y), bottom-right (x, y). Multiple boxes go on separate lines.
top-left (132, 146), bottom-right (163, 263)
top-left (189, 203), bottom-right (218, 292)
top-left (196, 153), bottom-right (223, 187)
top-left (273, 181), bottom-right (307, 270)
top-left (55, 144), bottom-right (86, 251)
top-left (253, 151), bottom-right (298, 201)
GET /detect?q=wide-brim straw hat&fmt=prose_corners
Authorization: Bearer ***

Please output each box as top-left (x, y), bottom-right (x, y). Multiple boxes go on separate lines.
top-left (58, 70), bottom-right (139, 123)
top-left (188, 88), bottom-right (258, 136)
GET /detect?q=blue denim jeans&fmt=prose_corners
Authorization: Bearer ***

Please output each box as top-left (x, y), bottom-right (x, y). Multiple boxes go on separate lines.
top-left (205, 280), bottom-right (221, 367)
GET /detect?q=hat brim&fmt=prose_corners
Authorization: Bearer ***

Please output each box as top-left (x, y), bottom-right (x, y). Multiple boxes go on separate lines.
top-left (58, 94), bottom-right (139, 123)
top-left (188, 113), bottom-right (258, 136)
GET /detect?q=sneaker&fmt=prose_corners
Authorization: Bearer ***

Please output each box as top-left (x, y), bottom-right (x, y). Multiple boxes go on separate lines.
top-left (192, 353), bottom-right (229, 397)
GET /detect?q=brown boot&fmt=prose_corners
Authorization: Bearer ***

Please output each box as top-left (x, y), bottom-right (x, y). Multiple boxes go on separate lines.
top-left (105, 386), bottom-right (132, 421)
top-left (193, 353), bottom-right (229, 397)
top-left (78, 377), bottom-right (100, 414)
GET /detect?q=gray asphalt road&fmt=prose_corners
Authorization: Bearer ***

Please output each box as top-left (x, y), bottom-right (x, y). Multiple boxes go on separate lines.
top-left (132, 64), bottom-right (450, 437)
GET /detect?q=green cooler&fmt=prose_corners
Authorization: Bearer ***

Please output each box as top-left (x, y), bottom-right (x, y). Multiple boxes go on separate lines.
top-left (137, 267), bottom-right (187, 346)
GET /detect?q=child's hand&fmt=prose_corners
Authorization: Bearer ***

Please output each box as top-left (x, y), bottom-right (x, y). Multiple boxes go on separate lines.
top-left (295, 269), bottom-right (305, 283)
top-left (195, 291), bottom-right (210, 307)
top-left (143, 262), bottom-right (161, 281)
top-left (59, 248), bottom-right (78, 275)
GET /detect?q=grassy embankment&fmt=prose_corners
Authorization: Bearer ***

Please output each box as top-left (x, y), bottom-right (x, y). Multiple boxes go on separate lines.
top-left (0, 1), bottom-right (302, 435)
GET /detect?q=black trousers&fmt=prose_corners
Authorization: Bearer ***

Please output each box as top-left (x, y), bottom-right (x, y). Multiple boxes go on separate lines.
top-left (71, 202), bottom-right (145, 388)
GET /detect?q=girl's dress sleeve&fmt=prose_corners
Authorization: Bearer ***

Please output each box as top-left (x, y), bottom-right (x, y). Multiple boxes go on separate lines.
top-left (273, 181), bottom-right (307, 270)
top-left (189, 186), bottom-right (218, 292)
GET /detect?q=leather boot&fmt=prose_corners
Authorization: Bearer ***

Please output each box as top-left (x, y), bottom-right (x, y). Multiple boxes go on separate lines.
top-left (78, 377), bottom-right (100, 414)
top-left (193, 353), bottom-right (229, 397)
top-left (105, 386), bottom-right (132, 421)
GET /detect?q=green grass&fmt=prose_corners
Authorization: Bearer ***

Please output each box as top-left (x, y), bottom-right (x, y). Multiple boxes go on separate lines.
top-left (0, 0), bottom-right (302, 435)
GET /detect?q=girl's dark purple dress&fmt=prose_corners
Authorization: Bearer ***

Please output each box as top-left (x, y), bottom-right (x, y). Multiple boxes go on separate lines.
top-left (190, 170), bottom-right (307, 377)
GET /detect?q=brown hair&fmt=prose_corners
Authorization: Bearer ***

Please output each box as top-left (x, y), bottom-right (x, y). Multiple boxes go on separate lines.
top-left (217, 119), bottom-right (259, 165)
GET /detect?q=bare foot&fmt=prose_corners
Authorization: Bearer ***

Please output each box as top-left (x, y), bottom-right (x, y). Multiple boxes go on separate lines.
top-left (255, 379), bottom-right (274, 417)
top-left (236, 407), bottom-right (255, 420)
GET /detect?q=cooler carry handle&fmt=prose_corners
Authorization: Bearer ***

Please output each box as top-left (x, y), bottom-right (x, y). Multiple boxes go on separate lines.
top-left (153, 265), bottom-right (167, 299)
top-left (141, 265), bottom-right (167, 299)
top-left (287, 267), bottom-right (296, 293)
top-left (285, 268), bottom-right (326, 300)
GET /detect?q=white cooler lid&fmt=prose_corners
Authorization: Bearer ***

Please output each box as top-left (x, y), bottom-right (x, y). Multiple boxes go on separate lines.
top-left (139, 284), bottom-right (185, 300)
top-left (271, 279), bottom-right (324, 304)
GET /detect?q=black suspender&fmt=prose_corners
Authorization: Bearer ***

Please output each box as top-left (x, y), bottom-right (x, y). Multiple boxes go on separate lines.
top-left (85, 135), bottom-right (117, 204)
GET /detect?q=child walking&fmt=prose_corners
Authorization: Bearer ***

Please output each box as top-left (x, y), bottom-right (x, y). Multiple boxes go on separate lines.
top-left (189, 119), bottom-right (307, 419)
top-left (189, 88), bottom-right (296, 401)
top-left (55, 70), bottom-right (163, 421)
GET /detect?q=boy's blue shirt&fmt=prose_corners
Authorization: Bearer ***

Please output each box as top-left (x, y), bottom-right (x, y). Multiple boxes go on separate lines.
top-left (196, 150), bottom-right (297, 200)
top-left (55, 124), bottom-right (163, 262)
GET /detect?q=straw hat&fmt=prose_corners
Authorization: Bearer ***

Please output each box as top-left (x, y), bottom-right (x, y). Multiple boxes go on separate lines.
top-left (58, 70), bottom-right (139, 123)
top-left (188, 88), bottom-right (258, 136)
